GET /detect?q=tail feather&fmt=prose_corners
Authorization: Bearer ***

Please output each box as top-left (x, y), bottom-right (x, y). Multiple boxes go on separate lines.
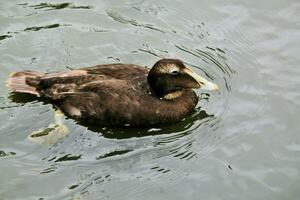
top-left (7, 70), bottom-right (44, 96)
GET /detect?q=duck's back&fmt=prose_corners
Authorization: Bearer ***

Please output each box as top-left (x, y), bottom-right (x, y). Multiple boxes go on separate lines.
top-left (83, 64), bottom-right (149, 81)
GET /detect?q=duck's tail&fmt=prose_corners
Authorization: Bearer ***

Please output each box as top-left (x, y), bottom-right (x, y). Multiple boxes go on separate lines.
top-left (7, 70), bottom-right (44, 96)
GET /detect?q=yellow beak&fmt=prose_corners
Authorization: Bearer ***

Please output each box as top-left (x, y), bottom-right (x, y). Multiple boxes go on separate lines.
top-left (184, 67), bottom-right (219, 91)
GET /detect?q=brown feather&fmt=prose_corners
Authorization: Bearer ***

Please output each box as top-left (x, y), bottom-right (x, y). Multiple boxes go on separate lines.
top-left (7, 71), bottom-right (44, 95)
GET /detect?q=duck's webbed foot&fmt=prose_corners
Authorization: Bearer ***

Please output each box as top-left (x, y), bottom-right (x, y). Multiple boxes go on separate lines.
top-left (28, 109), bottom-right (69, 145)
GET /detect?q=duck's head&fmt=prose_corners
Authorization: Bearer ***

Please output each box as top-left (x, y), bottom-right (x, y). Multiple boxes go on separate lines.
top-left (148, 59), bottom-right (219, 99)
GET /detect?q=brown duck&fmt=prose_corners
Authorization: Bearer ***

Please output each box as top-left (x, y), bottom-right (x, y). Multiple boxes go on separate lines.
top-left (7, 59), bottom-right (219, 127)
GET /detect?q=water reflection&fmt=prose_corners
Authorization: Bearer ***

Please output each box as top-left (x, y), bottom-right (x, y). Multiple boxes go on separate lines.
top-left (83, 109), bottom-right (211, 139)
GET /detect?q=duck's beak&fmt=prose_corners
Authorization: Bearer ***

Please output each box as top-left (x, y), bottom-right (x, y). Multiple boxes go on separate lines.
top-left (183, 67), bottom-right (219, 91)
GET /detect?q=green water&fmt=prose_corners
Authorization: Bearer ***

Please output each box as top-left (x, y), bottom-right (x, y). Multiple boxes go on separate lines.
top-left (0, 0), bottom-right (300, 199)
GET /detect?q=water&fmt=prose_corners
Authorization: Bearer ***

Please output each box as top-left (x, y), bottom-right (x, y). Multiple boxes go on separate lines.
top-left (0, 0), bottom-right (299, 199)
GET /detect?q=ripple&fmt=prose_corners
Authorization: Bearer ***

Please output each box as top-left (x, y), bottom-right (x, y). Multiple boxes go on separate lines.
top-left (23, 23), bottom-right (61, 32)
top-left (132, 4), bottom-right (168, 16)
top-left (168, 139), bottom-right (196, 160)
top-left (29, 2), bottom-right (92, 10)
top-left (96, 149), bottom-right (132, 160)
top-left (0, 23), bottom-right (67, 42)
top-left (175, 45), bottom-right (234, 78)
top-left (58, 173), bottom-right (112, 199)
top-left (106, 10), bottom-right (165, 33)
top-left (40, 165), bottom-right (57, 174)
top-left (0, 35), bottom-right (12, 41)
top-left (0, 150), bottom-right (16, 157)
top-left (150, 166), bottom-right (171, 174)
top-left (138, 43), bottom-right (168, 58)
top-left (54, 154), bottom-right (81, 162)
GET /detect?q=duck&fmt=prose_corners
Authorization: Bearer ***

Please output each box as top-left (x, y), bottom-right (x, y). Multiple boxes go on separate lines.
top-left (7, 58), bottom-right (219, 127)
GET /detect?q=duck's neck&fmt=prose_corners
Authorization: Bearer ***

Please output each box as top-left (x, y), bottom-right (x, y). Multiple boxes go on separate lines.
top-left (147, 72), bottom-right (162, 97)
top-left (162, 90), bottom-right (183, 100)
top-left (147, 70), bottom-right (175, 98)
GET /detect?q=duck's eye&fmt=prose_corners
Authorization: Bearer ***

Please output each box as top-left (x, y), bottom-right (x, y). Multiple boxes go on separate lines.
top-left (170, 70), bottom-right (179, 75)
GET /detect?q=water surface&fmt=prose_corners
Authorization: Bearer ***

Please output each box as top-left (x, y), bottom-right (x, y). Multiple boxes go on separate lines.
top-left (0, 0), bottom-right (300, 199)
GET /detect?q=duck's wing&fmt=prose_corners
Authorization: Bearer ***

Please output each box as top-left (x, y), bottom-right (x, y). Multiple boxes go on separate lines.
top-left (57, 79), bottom-right (149, 125)
top-left (29, 70), bottom-right (104, 99)
top-left (37, 70), bottom-right (96, 88)
top-left (35, 64), bottom-right (148, 97)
